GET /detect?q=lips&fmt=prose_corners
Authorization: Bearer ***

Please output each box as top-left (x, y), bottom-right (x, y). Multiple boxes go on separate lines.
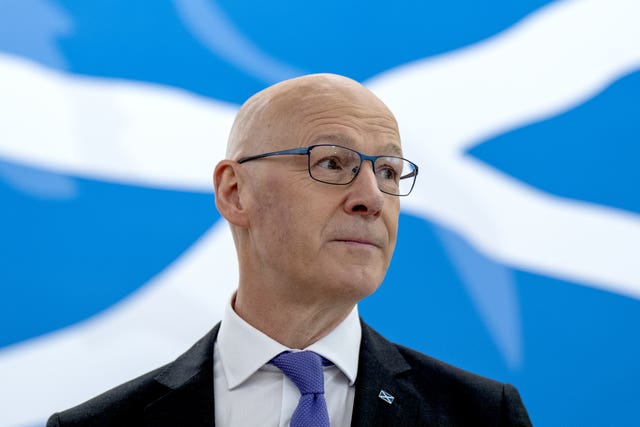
top-left (328, 225), bottom-right (387, 249)
top-left (336, 238), bottom-right (376, 246)
top-left (331, 234), bottom-right (384, 249)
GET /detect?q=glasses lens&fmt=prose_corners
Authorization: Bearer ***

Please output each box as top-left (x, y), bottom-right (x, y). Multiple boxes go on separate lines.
top-left (375, 157), bottom-right (417, 196)
top-left (309, 145), bottom-right (360, 184)
top-left (309, 145), bottom-right (418, 196)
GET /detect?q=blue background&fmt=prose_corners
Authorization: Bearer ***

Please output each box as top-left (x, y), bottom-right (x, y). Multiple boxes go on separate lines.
top-left (2, 1), bottom-right (639, 425)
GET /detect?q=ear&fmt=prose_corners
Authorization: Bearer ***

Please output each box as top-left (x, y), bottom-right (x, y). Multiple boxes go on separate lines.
top-left (213, 160), bottom-right (249, 227)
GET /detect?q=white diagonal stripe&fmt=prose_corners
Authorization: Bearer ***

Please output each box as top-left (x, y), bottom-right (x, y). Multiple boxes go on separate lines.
top-left (367, 0), bottom-right (640, 297)
top-left (0, 53), bottom-right (235, 191)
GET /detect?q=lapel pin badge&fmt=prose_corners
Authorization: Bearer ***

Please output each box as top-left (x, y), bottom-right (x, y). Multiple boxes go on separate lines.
top-left (378, 389), bottom-right (395, 404)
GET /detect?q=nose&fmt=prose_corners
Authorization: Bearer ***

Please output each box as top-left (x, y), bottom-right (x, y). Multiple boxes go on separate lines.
top-left (344, 161), bottom-right (384, 218)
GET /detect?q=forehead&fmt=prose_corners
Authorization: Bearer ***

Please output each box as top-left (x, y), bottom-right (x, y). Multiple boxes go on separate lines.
top-left (310, 133), bottom-right (403, 157)
top-left (229, 75), bottom-right (403, 159)
top-left (275, 87), bottom-right (401, 153)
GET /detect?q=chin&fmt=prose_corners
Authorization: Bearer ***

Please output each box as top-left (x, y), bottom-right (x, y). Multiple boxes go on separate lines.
top-left (333, 269), bottom-right (384, 301)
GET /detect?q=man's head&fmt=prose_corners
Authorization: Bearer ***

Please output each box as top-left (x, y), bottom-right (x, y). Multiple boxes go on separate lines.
top-left (214, 74), bottom-right (406, 311)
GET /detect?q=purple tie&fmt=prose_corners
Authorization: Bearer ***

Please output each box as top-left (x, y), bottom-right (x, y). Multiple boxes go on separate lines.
top-left (271, 351), bottom-right (330, 427)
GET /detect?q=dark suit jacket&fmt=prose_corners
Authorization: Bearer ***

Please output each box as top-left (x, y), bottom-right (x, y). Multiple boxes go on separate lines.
top-left (47, 320), bottom-right (532, 426)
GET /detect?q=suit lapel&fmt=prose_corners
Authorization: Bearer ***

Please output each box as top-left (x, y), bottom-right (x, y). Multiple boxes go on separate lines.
top-left (144, 324), bottom-right (220, 427)
top-left (351, 321), bottom-right (423, 427)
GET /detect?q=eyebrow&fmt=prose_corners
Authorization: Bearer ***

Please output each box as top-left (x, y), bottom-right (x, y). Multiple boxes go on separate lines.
top-left (311, 134), bottom-right (403, 156)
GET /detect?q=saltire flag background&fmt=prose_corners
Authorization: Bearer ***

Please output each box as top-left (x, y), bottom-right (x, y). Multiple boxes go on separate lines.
top-left (1, 1), bottom-right (639, 425)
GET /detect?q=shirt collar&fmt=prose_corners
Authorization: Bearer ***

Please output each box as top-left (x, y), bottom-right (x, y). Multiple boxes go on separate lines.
top-left (217, 295), bottom-right (361, 389)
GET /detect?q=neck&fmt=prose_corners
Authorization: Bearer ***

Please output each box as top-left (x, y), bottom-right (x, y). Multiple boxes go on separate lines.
top-left (233, 288), bottom-right (355, 349)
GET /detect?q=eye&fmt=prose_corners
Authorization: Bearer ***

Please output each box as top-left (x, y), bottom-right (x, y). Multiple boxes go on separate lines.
top-left (377, 166), bottom-right (398, 181)
top-left (376, 159), bottom-right (402, 182)
top-left (315, 156), bottom-right (343, 170)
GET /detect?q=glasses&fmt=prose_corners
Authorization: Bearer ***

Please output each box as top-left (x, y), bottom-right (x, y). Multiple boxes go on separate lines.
top-left (237, 144), bottom-right (419, 196)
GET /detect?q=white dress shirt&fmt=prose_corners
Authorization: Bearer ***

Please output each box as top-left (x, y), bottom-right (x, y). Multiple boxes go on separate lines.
top-left (214, 297), bottom-right (362, 426)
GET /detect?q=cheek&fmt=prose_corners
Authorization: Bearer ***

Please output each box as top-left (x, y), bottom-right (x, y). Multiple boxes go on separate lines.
top-left (388, 222), bottom-right (399, 252)
top-left (385, 206), bottom-right (400, 247)
top-left (254, 194), bottom-right (291, 242)
top-left (251, 181), bottom-right (309, 253)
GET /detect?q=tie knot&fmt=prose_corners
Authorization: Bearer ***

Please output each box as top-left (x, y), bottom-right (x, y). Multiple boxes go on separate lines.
top-left (270, 351), bottom-right (325, 395)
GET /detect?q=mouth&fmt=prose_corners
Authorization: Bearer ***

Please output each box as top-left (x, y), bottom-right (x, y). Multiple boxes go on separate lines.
top-left (333, 238), bottom-right (381, 249)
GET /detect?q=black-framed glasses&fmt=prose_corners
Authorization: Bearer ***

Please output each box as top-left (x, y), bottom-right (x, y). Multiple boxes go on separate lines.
top-left (237, 144), bottom-right (419, 196)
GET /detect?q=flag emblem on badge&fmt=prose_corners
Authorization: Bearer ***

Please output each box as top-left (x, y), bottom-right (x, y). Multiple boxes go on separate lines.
top-left (378, 389), bottom-right (395, 404)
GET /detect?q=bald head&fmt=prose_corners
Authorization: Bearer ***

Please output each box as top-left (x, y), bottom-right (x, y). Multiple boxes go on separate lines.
top-left (226, 73), bottom-right (399, 159)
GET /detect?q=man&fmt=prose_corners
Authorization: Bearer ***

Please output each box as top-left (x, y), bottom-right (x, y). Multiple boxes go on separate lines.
top-left (47, 74), bottom-right (533, 426)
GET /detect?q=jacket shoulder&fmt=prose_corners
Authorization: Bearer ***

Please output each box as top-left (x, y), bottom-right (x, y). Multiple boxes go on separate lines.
top-left (362, 321), bottom-right (505, 395)
top-left (397, 344), bottom-right (532, 426)
top-left (359, 322), bottom-right (532, 426)
top-left (47, 324), bottom-right (220, 427)
top-left (47, 366), bottom-right (168, 427)
top-left (398, 343), bottom-right (502, 389)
